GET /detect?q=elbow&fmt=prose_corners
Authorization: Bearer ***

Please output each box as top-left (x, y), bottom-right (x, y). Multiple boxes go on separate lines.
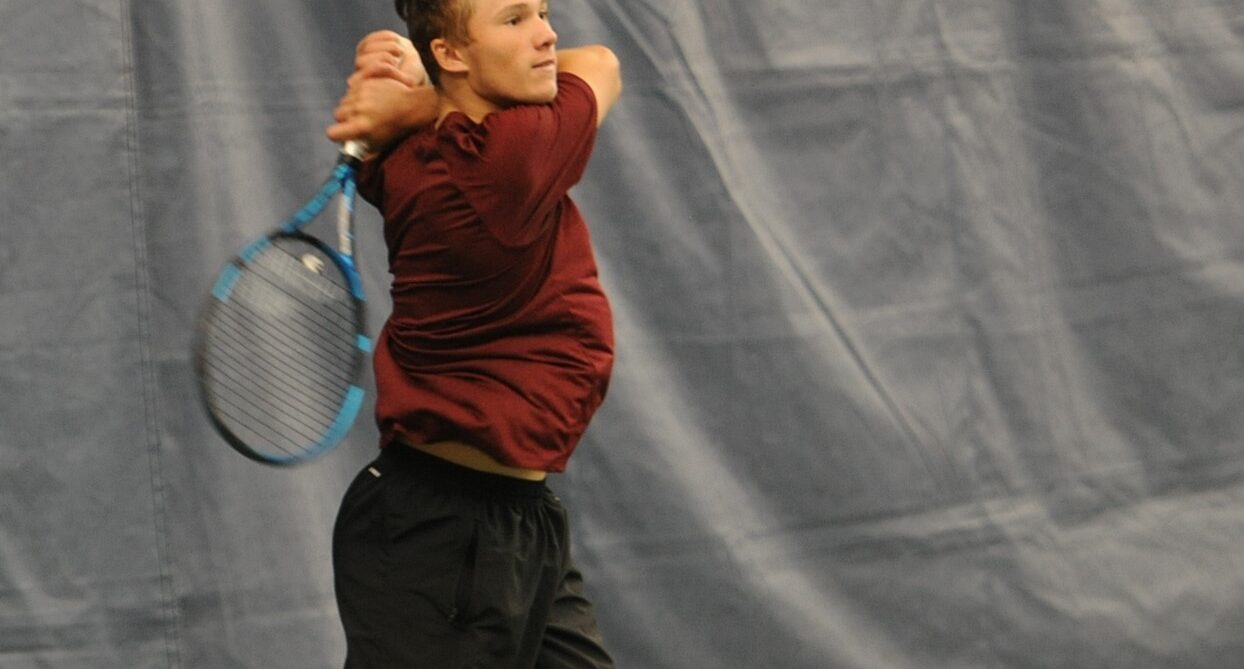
top-left (599, 45), bottom-right (621, 78)
top-left (585, 44), bottom-right (622, 97)
top-left (561, 45), bottom-right (623, 123)
top-left (594, 44), bottom-right (622, 105)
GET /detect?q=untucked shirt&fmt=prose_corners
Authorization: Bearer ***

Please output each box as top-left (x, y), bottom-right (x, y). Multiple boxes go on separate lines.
top-left (358, 73), bottom-right (613, 472)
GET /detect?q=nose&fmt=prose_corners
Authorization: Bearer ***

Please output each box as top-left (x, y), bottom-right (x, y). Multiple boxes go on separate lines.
top-left (535, 18), bottom-right (557, 50)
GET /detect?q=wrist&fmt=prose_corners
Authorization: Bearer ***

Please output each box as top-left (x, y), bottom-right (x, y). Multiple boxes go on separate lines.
top-left (401, 86), bottom-right (440, 130)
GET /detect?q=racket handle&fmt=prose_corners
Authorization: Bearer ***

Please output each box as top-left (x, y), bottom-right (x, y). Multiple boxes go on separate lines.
top-left (340, 140), bottom-right (369, 165)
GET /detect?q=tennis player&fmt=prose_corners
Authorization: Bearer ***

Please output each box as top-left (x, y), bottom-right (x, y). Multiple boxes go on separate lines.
top-left (325, 0), bottom-right (622, 665)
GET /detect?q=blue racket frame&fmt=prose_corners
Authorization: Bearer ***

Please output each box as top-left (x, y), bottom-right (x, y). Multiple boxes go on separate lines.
top-left (196, 144), bottom-right (372, 465)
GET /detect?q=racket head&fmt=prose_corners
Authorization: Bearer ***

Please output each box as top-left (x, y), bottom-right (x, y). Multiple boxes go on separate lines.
top-left (194, 231), bottom-right (369, 465)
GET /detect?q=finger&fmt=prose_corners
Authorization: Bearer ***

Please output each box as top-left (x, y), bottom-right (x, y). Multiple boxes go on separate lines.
top-left (352, 64), bottom-right (379, 85)
top-left (328, 114), bottom-right (378, 141)
top-left (359, 43), bottom-right (403, 61)
top-left (326, 120), bottom-right (360, 143)
top-left (356, 63), bottom-right (420, 87)
top-left (356, 29), bottom-right (404, 55)
top-left (355, 49), bottom-right (406, 73)
top-left (325, 121), bottom-right (347, 142)
top-left (359, 39), bottom-right (404, 59)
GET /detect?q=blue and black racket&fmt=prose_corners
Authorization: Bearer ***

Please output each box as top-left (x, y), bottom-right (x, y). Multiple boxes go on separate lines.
top-left (194, 140), bottom-right (372, 465)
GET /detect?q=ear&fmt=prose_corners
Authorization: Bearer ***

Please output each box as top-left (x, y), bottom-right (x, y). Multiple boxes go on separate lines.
top-left (431, 37), bottom-right (469, 76)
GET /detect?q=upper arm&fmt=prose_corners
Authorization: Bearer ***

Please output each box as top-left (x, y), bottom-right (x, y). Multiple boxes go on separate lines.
top-left (557, 45), bottom-right (622, 126)
top-left (437, 77), bottom-right (599, 246)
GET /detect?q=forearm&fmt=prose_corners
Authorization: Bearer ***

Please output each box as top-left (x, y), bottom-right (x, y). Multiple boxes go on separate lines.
top-left (367, 84), bottom-right (439, 151)
top-left (395, 85), bottom-right (440, 133)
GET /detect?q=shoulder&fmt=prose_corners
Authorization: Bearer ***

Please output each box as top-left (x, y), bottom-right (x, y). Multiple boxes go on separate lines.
top-left (553, 71), bottom-right (595, 105)
top-left (452, 73), bottom-right (595, 135)
top-left (436, 75), bottom-right (597, 164)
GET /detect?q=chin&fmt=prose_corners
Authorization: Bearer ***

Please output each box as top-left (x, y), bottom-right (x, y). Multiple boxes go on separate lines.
top-left (528, 81), bottom-right (558, 104)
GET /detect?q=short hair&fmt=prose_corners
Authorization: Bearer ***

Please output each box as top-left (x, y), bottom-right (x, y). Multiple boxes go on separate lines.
top-left (394, 0), bottom-right (474, 87)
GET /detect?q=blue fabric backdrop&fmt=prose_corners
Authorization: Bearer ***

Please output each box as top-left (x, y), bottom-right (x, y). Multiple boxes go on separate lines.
top-left (3, 1), bottom-right (1244, 667)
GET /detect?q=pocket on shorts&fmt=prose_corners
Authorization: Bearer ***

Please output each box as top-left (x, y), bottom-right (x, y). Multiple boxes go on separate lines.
top-left (448, 528), bottom-right (478, 624)
top-left (381, 486), bottom-right (481, 625)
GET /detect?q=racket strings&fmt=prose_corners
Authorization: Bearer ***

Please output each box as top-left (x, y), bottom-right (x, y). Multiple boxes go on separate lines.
top-left (222, 256), bottom-right (357, 383)
top-left (204, 315), bottom-right (353, 452)
top-left (204, 327), bottom-right (350, 453)
top-left (206, 348), bottom-right (347, 438)
top-left (199, 238), bottom-right (363, 457)
top-left (211, 250), bottom-right (357, 391)
top-left (248, 240), bottom-right (358, 341)
top-left (204, 368), bottom-right (331, 449)
top-left (203, 318), bottom-right (348, 433)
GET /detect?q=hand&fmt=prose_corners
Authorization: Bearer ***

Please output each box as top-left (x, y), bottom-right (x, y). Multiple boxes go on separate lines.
top-left (326, 76), bottom-right (431, 147)
top-left (353, 29), bottom-right (426, 88)
top-left (326, 30), bottom-right (435, 148)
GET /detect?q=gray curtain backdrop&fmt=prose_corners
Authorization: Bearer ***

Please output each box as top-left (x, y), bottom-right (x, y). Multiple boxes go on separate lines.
top-left (3, 1), bottom-right (1244, 667)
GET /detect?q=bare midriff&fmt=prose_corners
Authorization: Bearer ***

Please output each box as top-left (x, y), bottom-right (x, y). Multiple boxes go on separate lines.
top-left (401, 438), bottom-right (548, 481)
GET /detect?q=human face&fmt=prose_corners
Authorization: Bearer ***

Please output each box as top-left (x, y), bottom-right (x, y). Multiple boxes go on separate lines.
top-left (457, 0), bottom-right (559, 108)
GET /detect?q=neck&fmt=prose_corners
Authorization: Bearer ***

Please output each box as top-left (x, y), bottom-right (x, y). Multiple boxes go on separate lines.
top-left (435, 77), bottom-right (502, 125)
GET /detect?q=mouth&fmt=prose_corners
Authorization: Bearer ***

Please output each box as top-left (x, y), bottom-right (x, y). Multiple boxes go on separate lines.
top-left (534, 59), bottom-right (556, 70)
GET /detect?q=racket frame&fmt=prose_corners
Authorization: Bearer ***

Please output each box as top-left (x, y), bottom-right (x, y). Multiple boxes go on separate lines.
top-left (193, 143), bottom-right (371, 465)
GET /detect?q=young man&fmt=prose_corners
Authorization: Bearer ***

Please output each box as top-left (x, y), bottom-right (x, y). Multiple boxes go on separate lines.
top-left (325, 0), bottom-right (622, 666)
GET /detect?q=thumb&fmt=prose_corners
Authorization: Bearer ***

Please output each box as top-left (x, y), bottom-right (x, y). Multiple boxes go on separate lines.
top-left (326, 120), bottom-right (360, 144)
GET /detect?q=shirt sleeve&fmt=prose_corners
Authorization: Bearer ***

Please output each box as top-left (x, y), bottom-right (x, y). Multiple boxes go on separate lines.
top-left (437, 72), bottom-right (599, 247)
top-left (356, 141), bottom-right (399, 209)
top-left (356, 159), bottom-right (381, 208)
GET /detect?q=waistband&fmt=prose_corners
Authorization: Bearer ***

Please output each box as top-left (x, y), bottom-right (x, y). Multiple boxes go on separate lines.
top-left (377, 444), bottom-right (549, 502)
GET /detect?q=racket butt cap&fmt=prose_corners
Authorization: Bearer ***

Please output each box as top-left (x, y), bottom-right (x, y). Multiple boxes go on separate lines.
top-left (340, 141), bottom-right (369, 166)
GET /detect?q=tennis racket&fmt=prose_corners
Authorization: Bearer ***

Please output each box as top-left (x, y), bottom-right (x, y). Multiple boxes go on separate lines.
top-left (193, 140), bottom-right (372, 466)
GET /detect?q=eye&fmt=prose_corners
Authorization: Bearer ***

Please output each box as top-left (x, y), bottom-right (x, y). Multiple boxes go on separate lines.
top-left (505, 15), bottom-right (520, 25)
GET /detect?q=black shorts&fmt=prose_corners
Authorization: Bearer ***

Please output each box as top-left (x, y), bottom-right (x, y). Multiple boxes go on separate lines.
top-left (332, 445), bottom-right (614, 669)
